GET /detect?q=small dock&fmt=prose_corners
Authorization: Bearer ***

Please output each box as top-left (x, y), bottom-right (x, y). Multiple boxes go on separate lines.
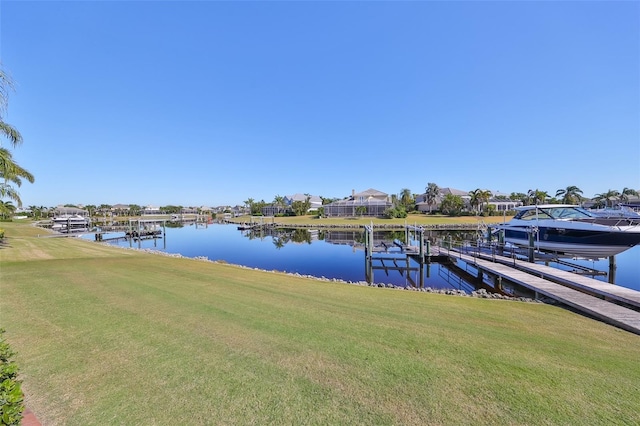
top-left (446, 248), bottom-right (640, 335)
top-left (363, 223), bottom-right (640, 334)
top-left (453, 248), bottom-right (640, 310)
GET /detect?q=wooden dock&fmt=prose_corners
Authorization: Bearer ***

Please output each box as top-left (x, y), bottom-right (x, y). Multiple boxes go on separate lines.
top-left (439, 247), bottom-right (640, 335)
top-left (456, 249), bottom-right (640, 310)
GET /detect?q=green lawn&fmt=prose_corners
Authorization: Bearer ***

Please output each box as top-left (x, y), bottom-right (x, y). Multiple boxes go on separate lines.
top-left (1, 221), bottom-right (638, 425)
top-left (226, 213), bottom-right (511, 227)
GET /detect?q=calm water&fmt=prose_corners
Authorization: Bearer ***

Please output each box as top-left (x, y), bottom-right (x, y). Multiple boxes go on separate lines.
top-left (89, 223), bottom-right (640, 292)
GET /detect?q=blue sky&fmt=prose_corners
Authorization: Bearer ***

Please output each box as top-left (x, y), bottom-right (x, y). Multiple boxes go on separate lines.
top-left (1, 0), bottom-right (638, 208)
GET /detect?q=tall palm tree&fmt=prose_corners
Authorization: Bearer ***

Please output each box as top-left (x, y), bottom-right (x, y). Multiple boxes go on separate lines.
top-left (244, 198), bottom-right (254, 215)
top-left (555, 185), bottom-right (583, 205)
top-left (0, 70), bottom-right (22, 148)
top-left (479, 189), bottom-right (492, 213)
top-left (526, 189), bottom-right (548, 205)
top-left (0, 148), bottom-right (34, 207)
top-left (594, 189), bottom-right (620, 208)
top-left (273, 195), bottom-right (285, 214)
top-left (425, 183), bottom-right (440, 212)
top-left (535, 190), bottom-right (549, 205)
top-left (620, 187), bottom-right (638, 203)
top-left (1, 69), bottom-right (33, 207)
top-left (399, 188), bottom-right (413, 210)
top-left (468, 189), bottom-right (482, 213)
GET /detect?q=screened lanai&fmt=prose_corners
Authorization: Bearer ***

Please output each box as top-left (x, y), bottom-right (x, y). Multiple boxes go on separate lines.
top-left (323, 198), bottom-right (392, 217)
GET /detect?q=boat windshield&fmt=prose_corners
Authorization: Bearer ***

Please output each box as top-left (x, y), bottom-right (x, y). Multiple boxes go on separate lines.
top-left (514, 206), bottom-right (595, 221)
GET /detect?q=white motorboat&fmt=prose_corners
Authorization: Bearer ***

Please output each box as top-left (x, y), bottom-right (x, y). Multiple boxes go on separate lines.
top-left (494, 204), bottom-right (640, 259)
top-left (51, 214), bottom-right (90, 233)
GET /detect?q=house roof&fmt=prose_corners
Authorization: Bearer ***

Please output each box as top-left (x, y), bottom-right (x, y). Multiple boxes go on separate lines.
top-left (286, 193), bottom-right (322, 203)
top-left (440, 187), bottom-right (469, 196)
top-left (353, 188), bottom-right (388, 198)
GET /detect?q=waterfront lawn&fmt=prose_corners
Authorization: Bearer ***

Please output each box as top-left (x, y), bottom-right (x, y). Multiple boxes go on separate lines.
top-left (1, 222), bottom-right (639, 425)
top-left (229, 213), bottom-right (511, 227)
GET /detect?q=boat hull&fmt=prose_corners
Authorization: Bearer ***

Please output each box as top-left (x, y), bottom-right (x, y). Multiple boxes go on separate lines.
top-left (501, 226), bottom-right (640, 258)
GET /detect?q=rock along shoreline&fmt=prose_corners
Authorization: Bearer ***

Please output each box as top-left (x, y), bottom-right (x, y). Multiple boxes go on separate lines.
top-left (113, 244), bottom-right (544, 304)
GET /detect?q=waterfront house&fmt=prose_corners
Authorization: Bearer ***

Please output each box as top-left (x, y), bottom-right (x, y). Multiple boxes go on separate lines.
top-left (284, 194), bottom-right (323, 211)
top-left (262, 193), bottom-right (323, 216)
top-left (416, 187), bottom-right (469, 212)
top-left (53, 206), bottom-right (89, 217)
top-left (142, 206), bottom-right (162, 216)
top-left (323, 188), bottom-right (392, 217)
top-left (111, 204), bottom-right (131, 216)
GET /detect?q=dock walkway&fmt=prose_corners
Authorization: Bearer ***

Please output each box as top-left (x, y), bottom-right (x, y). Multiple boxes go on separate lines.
top-left (454, 248), bottom-right (640, 310)
top-left (436, 247), bottom-right (640, 335)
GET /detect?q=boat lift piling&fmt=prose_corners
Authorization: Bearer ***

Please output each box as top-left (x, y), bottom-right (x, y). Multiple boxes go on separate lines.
top-left (364, 223), bottom-right (438, 287)
top-left (126, 219), bottom-right (166, 249)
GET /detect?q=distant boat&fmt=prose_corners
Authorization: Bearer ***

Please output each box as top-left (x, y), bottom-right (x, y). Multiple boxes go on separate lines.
top-left (588, 206), bottom-right (640, 219)
top-left (494, 204), bottom-right (640, 259)
top-left (51, 215), bottom-right (90, 233)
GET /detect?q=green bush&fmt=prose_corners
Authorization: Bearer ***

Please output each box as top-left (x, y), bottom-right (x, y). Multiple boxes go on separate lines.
top-left (383, 206), bottom-right (408, 219)
top-left (0, 329), bottom-right (24, 426)
top-left (0, 229), bottom-right (4, 240)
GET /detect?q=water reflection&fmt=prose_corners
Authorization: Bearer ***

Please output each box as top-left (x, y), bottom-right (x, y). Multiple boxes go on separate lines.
top-left (240, 227), bottom-right (484, 292)
top-left (90, 223), bottom-right (640, 293)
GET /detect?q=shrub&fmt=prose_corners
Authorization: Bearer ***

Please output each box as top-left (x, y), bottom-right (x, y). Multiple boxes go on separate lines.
top-left (0, 328), bottom-right (24, 426)
top-left (383, 207), bottom-right (408, 219)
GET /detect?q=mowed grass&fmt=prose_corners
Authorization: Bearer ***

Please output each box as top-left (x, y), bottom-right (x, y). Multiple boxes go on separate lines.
top-left (1, 221), bottom-right (639, 425)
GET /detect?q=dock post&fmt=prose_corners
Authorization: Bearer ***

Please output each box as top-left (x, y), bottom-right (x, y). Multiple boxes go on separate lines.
top-left (498, 229), bottom-right (504, 256)
top-left (364, 225), bottom-right (373, 284)
top-left (128, 219), bottom-right (133, 248)
top-left (609, 256), bottom-right (616, 284)
top-left (528, 230), bottom-right (535, 263)
top-left (494, 275), bottom-right (502, 291)
top-left (405, 226), bottom-right (410, 248)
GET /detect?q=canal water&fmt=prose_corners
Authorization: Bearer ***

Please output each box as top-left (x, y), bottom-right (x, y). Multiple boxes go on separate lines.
top-left (90, 223), bottom-right (640, 292)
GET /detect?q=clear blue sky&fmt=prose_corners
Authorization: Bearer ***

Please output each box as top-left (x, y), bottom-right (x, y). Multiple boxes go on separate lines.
top-left (1, 0), bottom-right (639, 208)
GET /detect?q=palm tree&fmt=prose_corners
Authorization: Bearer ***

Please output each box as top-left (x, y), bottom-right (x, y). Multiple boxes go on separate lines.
top-left (440, 194), bottom-right (464, 216)
top-left (28, 204), bottom-right (43, 219)
top-left (469, 189), bottom-right (482, 213)
top-left (398, 188), bottom-right (410, 205)
top-left (0, 148), bottom-right (34, 207)
top-left (555, 185), bottom-right (583, 205)
top-left (425, 183), bottom-right (440, 213)
top-left (479, 189), bottom-right (492, 213)
top-left (526, 189), bottom-right (548, 205)
top-left (535, 190), bottom-right (549, 205)
top-left (594, 189), bottom-right (620, 208)
top-left (620, 188), bottom-right (638, 203)
top-left (273, 195), bottom-right (285, 215)
top-left (0, 199), bottom-right (16, 219)
top-left (0, 70), bottom-right (22, 148)
top-left (84, 205), bottom-right (97, 218)
top-left (243, 198), bottom-right (254, 215)
top-left (1, 69), bottom-right (33, 207)
top-left (128, 204), bottom-right (141, 216)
